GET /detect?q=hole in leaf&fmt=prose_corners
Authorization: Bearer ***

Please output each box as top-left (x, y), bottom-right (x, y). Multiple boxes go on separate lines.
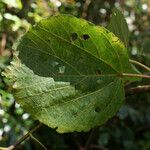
top-left (82, 34), bottom-right (90, 40)
top-left (71, 33), bottom-right (78, 41)
top-left (95, 107), bottom-right (101, 113)
top-left (59, 66), bottom-right (66, 74)
top-left (51, 61), bottom-right (59, 67)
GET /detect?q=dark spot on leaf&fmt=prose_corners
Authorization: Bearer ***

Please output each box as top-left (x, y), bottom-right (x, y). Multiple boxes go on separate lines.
top-left (96, 69), bottom-right (101, 75)
top-left (47, 39), bottom-right (50, 42)
top-left (82, 34), bottom-right (90, 40)
top-left (72, 111), bottom-right (78, 116)
top-left (71, 33), bottom-right (78, 41)
top-left (95, 107), bottom-right (101, 112)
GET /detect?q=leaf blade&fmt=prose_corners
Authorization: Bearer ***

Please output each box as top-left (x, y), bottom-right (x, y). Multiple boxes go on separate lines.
top-left (4, 15), bottom-right (135, 133)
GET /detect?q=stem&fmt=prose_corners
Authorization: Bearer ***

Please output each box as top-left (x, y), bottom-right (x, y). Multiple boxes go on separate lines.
top-left (122, 73), bottom-right (150, 79)
top-left (30, 134), bottom-right (47, 150)
top-left (84, 127), bottom-right (99, 150)
top-left (8, 123), bottom-right (42, 150)
top-left (129, 59), bottom-right (150, 72)
top-left (0, 33), bottom-right (7, 56)
top-left (84, 130), bottom-right (94, 150)
top-left (125, 85), bottom-right (150, 96)
top-left (82, 0), bottom-right (91, 18)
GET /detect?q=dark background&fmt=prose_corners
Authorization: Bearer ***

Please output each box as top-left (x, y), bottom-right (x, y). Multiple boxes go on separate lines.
top-left (0, 0), bottom-right (150, 149)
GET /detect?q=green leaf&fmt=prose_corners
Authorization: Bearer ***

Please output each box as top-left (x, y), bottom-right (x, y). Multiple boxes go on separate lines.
top-left (107, 9), bottom-right (130, 47)
top-left (4, 15), bottom-right (135, 133)
top-left (142, 39), bottom-right (150, 54)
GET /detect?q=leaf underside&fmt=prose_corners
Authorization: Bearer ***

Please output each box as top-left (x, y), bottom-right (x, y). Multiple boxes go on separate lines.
top-left (4, 15), bottom-right (135, 133)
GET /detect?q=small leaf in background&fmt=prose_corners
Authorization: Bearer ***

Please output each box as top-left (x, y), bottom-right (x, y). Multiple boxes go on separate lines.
top-left (107, 8), bottom-right (130, 48)
top-left (141, 39), bottom-right (150, 62)
top-left (142, 39), bottom-right (150, 55)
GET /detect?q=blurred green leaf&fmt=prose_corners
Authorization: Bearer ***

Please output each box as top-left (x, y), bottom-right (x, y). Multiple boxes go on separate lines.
top-left (142, 39), bottom-right (150, 54)
top-left (98, 133), bottom-right (109, 146)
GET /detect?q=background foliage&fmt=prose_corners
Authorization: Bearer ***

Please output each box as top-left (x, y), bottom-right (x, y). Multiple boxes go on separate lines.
top-left (0, 0), bottom-right (150, 149)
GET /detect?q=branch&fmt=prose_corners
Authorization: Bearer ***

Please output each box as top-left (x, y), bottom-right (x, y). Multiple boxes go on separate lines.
top-left (82, 0), bottom-right (91, 18)
top-left (122, 73), bottom-right (150, 79)
top-left (84, 129), bottom-right (94, 150)
top-left (0, 33), bottom-right (7, 56)
top-left (125, 85), bottom-right (150, 96)
top-left (129, 59), bottom-right (150, 72)
top-left (7, 123), bottom-right (42, 150)
top-left (84, 127), bottom-right (99, 150)
top-left (30, 134), bottom-right (47, 150)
